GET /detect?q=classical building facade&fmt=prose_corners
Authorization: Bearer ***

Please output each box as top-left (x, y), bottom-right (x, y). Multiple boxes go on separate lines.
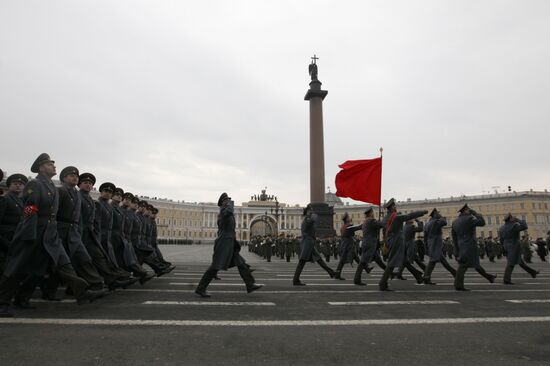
top-left (1, 175), bottom-right (549, 242)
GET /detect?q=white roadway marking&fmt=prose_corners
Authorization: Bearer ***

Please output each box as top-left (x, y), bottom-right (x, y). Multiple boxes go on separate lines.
top-left (168, 282), bottom-right (545, 287)
top-left (2, 316), bottom-right (550, 327)
top-left (124, 288), bottom-right (550, 294)
top-left (143, 301), bottom-right (275, 306)
top-left (505, 299), bottom-right (550, 303)
top-left (328, 300), bottom-right (460, 305)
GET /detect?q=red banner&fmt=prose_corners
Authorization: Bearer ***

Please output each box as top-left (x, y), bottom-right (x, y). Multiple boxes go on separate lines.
top-left (335, 157), bottom-right (382, 205)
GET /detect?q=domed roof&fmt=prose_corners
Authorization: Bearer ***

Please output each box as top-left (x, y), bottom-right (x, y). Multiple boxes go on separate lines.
top-left (325, 191), bottom-right (343, 206)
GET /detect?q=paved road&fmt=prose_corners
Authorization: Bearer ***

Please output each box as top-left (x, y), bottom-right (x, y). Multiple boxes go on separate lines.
top-left (1, 245), bottom-right (549, 366)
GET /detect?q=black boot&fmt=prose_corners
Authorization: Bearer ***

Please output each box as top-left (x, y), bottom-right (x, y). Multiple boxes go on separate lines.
top-left (519, 262), bottom-right (539, 278)
top-left (423, 261), bottom-right (436, 285)
top-left (454, 264), bottom-right (469, 291)
top-left (476, 266), bottom-right (496, 283)
top-left (195, 268), bottom-right (216, 297)
top-left (503, 265), bottom-right (514, 285)
top-left (317, 259), bottom-right (337, 279)
top-left (354, 262), bottom-right (366, 285)
top-left (379, 267), bottom-right (394, 291)
top-left (293, 260), bottom-right (306, 286)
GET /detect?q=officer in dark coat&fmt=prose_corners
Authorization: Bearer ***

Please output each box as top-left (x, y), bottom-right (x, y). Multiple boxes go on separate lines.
top-left (195, 193), bottom-right (261, 297)
top-left (334, 213), bottom-right (362, 280)
top-left (78, 173), bottom-right (132, 290)
top-left (134, 200), bottom-right (171, 275)
top-left (41, 167), bottom-right (107, 298)
top-left (0, 154), bottom-right (102, 317)
top-left (293, 204), bottom-right (337, 286)
top-left (95, 182), bottom-right (121, 267)
top-left (451, 204), bottom-right (496, 291)
top-left (394, 218), bottom-right (425, 279)
top-left (353, 207), bottom-right (384, 285)
top-left (379, 198), bottom-right (428, 291)
top-left (423, 208), bottom-right (457, 284)
top-left (499, 213), bottom-right (538, 284)
top-left (0, 174), bottom-right (27, 273)
top-left (119, 192), bottom-right (155, 284)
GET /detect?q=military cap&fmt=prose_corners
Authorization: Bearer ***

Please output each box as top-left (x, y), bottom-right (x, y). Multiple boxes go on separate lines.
top-left (0, 169), bottom-right (3, 182)
top-left (383, 198), bottom-right (396, 210)
top-left (78, 173), bottom-right (96, 185)
top-left (303, 204), bottom-right (312, 216)
top-left (131, 196), bottom-right (140, 204)
top-left (342, 212), bottom-right (350, 222)
top-left (504, 213), bottom-right (513, 222)
top-left (146, 204), bottom-right (154, 211)
top-left (217, 192), bottom-right (230, 207)
top-left (6, 174), bottom-right (28, 187)
top-left (458, 203), bottom-right (470, 213)
top-left (122, 192), bottom-right (135, 200)
top-left (113, 187), bottom-right (124, 196)
top-left (429, 208), bottom-right (439, 217)
top-left (364, 207), bottom-right (374, 215)
top-left (60, 166), bottom-right (79, 181)
top-left (31, 153), bottom-right (55, 173)
top-left (138, 200), bottom-right (148, 207)
top-left (151, 207), bottom-right (159, 214)
top-left (99, 182), bottom-right (116, 193)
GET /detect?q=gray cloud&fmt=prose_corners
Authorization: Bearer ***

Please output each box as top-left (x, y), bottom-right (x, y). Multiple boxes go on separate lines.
top-left (1, 1), bottom-right (549, 206)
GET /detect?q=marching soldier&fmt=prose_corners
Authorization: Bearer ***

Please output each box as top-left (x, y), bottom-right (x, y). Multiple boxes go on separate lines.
top-left (499, 213), bottom-right (539, 284)
top-left (423, 208), bottom-right (457, 285)
top-left (195, 193), bottom-right (261, 297)
top-left (394, 218), bottom-right (425, 280)
top-left (0, 154), bottom-right (103, 317)
top-left (0, 174), bottom-right (27, 273)
top-left (378, 198), bottom-right (427, 291)
top-left (334, 213), bottom-right (361, 280)
top-left (78, 173), bottom-right (132, 290)
top-left (119, 192), bottom-right (155, 284)
top-left (41, 167), bottom-right (107, 299)
top-left (293, 205), bottom-right (337, 286)
top-left (354, 207), bottom-right (383, 286)
top-left (452, 204), bottom-right (496, 291)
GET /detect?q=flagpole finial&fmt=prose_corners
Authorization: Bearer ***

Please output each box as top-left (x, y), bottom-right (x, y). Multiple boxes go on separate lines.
top-left (379, 147), bottom-right (383, 156)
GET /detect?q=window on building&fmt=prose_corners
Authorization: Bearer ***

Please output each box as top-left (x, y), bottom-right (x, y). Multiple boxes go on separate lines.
top-left (496, 216), bottom-right (500, 225)
top-left (521, 215), bottom-right (526, 221)
top-left (520, 203), bottom-right (525, 209)
top-left (532, 203), bottom-right (536, 209)
top-left (487, 216), bottom-right (492, 225)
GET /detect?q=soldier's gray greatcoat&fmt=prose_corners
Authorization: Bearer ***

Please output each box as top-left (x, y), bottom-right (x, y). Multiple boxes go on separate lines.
top-left (0, 191), bottom-right (24, 271)
top-left (111, 203), bottom-right (137, 267)
top-left (403, 221), bottom-right (423, 262)
top-left (56, 184), bottom-right (92, 263)
top-left (95, 198), bottom-right (119, 266)
top-left (383, 210), bottom-right (426, 268)
top-left (299, 215), bottom-right (322, 262)
top-left (499, 219), bottom-right (528, 266)
top-left (340, 223), bottom-right (361, 264)
top-left (424, 216), bottom-right (448, 262)
top-left (451, 212), bottom-right (486, 268)
top-left (3, 175), bottom-right (71, 277)
top-left (360, 218), bottom-right (384, 264)
top-left (210, 202), bottom-right (245, 270)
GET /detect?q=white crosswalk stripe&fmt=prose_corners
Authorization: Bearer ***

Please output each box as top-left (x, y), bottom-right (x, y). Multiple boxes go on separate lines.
top-left (328, 300), bottom-right (459, 305)
top-left (143, 301), bottom-right (275, 306)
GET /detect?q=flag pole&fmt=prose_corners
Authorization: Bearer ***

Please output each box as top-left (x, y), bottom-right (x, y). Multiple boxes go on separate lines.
top-left (378, 147), bottom-right (383, 220)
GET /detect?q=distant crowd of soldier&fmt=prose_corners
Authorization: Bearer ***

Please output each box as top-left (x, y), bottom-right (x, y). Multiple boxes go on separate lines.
top-left (0, 153), bottom-right (175, 317)
top-left (248, 231), bottom-right (550, 266)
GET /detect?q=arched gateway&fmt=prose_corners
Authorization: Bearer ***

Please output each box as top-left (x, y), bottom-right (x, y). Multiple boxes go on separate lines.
top-left (249, 215), bottom-right (278, 237)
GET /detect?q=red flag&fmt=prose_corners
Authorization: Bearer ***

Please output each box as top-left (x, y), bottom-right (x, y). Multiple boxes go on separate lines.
top-left (335, 157), bottom-right (382, 205)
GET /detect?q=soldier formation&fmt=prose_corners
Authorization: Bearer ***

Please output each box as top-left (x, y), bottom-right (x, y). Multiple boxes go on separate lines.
top-left (0, 154), bottom-right (175, 317)
top-left (2, 156), bottom-right (548, 306)
top-left (244, 198), bottom-right (548, 292)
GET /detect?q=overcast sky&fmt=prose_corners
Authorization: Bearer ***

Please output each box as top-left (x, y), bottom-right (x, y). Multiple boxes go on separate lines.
top-left (1, 1), bottom-right (549, 206)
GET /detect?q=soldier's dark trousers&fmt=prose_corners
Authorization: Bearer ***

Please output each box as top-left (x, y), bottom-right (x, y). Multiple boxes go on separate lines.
top-left (43, 259), bottom-right (105, 295)
top-left (196, 264), bottom-right (254, 292)
top-left (0, 264), bottom-right (88, 305)
top-left (353, 262), bottom-right (369, 284)
top-left (453, 264), bottom-right (468, 289)
top-left (379, 266), bottom-right (394, 289)
top-left (475, 265), bottom-right (494, 282)
top-left (424, 258), bottom-right (457, 281)
top-left (373, 252), bottom-right (387, 270)
top-left (293, 259), bottom-right (335, 283)
top-left (519, 261), bottom-right (538, 277)
top-left (286, 255), bottom-right (291, 262)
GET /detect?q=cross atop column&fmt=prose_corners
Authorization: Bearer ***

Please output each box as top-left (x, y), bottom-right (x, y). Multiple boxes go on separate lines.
top-left (311, 54), bottom-right (319, 64)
